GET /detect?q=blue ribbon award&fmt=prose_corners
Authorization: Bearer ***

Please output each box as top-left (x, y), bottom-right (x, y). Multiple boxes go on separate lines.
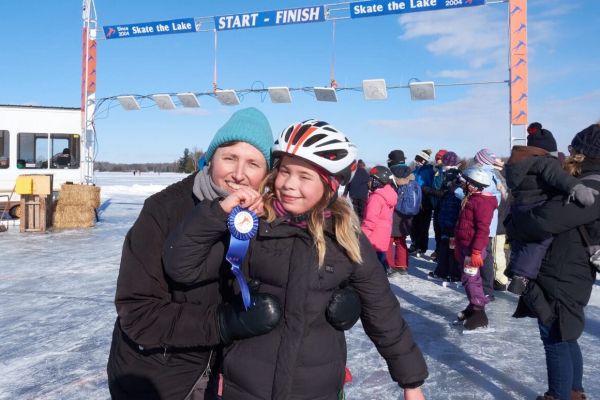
top-left (226, 206), bottom-right (259, 310)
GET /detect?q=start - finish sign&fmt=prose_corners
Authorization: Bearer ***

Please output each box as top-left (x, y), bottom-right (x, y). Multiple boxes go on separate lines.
top-left (103, 18), bottom-right (198, 39)
top-left (350, 0), bottom-right (485, 18)
top-left (215, 6), bottom-right (325, 31)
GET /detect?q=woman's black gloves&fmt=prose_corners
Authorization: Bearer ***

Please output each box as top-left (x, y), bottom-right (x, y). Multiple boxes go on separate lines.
top-left (217, 293), bottom-right (282, 345)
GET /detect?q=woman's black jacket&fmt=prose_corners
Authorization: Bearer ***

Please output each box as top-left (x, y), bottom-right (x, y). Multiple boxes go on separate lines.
top-left (107, 173), bottom-right (226, 399)
top-left (512, 163), bottom-right (599, 340)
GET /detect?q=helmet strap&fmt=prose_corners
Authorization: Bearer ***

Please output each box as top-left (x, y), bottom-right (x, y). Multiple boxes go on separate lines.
top-left (314, 166), bottom-right (340, 193)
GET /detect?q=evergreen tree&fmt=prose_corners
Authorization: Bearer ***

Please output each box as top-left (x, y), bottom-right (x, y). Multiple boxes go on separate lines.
top-left (178, 148), bottom-right (191, 173)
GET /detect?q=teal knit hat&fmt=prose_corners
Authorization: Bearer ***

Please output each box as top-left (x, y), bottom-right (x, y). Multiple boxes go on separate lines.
top-left (203, 107), bottom-right (273, 167)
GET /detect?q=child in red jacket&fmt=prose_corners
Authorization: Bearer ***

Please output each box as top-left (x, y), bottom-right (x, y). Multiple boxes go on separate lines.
top-left (454, 166), bottom-right (498, 331)
top-left (362, 166), bottom-right (398, 273)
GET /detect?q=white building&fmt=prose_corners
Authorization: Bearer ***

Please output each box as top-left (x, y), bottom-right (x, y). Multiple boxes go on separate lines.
top-left (0, 105), bottom-right (83, 215)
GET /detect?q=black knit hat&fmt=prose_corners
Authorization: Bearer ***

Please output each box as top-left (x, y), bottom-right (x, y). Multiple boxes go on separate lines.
top-left (571, 124), bottom-right (600, 159)
top-left (391, 165), bottom-right (412, 179)
top-left (387, 150), bottom-right (406, 167)
top-left (527, 122), bottom-right (557, 152)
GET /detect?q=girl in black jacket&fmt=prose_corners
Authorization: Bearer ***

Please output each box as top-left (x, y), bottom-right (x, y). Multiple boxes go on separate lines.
top-left (164, 119), bottom-right (428, 400)
top-left (511, 123), bottom-right (600, 400)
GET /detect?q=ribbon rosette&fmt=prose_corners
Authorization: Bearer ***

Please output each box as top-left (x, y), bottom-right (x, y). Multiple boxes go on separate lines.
top-left (226, 206), bottom-right (259, 310)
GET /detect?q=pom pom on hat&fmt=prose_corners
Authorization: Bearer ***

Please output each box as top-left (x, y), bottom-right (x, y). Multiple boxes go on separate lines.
top-left (415, 149), bottom-right (432, 162)
top-left (527, 122), bottom-right (543, 135)
top-left (527, 122), bottom-right (557, 153)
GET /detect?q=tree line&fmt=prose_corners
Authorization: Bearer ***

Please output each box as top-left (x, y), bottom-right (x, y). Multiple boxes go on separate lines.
top-left (95, 148), bottom-right (204, 174)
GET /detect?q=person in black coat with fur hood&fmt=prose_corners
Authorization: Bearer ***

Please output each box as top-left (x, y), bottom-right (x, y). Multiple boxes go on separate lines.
top-left (504, 122), bottom-right (598, 295)
top-left (510, 123), bottom-right (600, 400)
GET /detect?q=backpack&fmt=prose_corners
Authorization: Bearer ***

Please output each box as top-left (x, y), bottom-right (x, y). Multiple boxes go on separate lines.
top-left (396, 180), bottom-right (422, 216)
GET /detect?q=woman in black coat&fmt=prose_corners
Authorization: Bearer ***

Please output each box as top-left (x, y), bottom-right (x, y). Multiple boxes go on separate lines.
top-left (106, 107), bottom-right (276, 400)
top-left (511, 123), bottom-right (600, 400)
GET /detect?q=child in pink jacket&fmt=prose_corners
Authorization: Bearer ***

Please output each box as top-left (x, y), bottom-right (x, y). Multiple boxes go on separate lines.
top-left (362, 166), bottom-right (398, 272)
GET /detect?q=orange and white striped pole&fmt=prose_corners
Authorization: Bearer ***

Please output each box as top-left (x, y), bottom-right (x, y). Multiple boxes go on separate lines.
top-left (81, 0), bottom-right (97, 185)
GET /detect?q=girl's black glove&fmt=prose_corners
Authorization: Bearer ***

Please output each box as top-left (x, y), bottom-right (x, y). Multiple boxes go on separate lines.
top-left (326, 286), bottom-right (361, 331)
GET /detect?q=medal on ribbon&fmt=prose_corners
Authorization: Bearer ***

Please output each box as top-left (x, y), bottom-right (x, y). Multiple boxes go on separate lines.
top-left (226, 206), bottom-right (259, 310)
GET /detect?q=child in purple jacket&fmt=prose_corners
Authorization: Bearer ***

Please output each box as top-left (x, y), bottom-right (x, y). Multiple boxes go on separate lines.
top-left (454, 166), bottom-right (498, 331)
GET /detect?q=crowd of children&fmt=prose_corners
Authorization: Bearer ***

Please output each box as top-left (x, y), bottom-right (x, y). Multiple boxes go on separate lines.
top-left (350, 122), bottom-right (598, 332)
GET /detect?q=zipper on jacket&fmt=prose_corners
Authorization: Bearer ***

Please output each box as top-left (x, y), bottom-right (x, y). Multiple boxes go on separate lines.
top-left (162, 344), bottom-right (170, 361)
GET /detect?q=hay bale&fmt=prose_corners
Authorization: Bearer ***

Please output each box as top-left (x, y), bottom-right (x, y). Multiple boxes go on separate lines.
top-left (53, 204), bottom-right (96, 229)
top-left (51, 184), bottom-right (100, 229)
top-left (58, 184), bottom-right (101, 208)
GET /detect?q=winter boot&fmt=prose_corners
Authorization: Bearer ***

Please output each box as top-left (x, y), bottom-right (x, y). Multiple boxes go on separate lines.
top-left (430, 251), bottom-right (438, 261)
top-left (463, 309), bottom-right (489, 331)
top-left (493, 280), bottom-right (508, 291)
top-left (507, 275), bottom-right (529, 295)
top-left (456, 305), bottom-right (474, 323)
top-left (571, 390), bottom-right (587, 400)
top-left (428, 271), bottom-right (444, 280)
top-left (536, 393), bottom-right (558, 400)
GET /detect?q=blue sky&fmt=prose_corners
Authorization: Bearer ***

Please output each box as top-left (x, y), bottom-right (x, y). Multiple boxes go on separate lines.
top-left (1, 0), bottom-right (599, 165)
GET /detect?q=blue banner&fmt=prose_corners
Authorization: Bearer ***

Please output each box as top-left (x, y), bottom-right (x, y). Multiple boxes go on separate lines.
top-left (103, 18), bottom-right (198, 39)
top-left (350, 0), bottom-right (485, 18)
top-left (215, 6), bottom-right (325, 31)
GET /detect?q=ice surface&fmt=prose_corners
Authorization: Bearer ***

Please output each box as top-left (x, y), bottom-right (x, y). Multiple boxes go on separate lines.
top-left (0, 172), bottom-right (598, 399)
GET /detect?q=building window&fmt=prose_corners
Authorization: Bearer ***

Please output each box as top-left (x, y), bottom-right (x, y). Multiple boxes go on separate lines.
top-left (0, 130), bottom-right (8, 169)
top-left (16, 132), bottom-right (80, 169)
top-left (17, 132), bottom-right (48, 169)
top-left (50, 134), bottom-right (80, 169)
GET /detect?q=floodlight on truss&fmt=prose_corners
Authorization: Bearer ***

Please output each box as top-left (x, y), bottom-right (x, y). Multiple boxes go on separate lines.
top-left (116, 95), bottom-right (141, 111)
top-left (176, 92), bottom-right (201, 108)
top-left (152, 94), bottom-right (177, 110)
top-left (215, 89), bottom-right (240, 106)
top-left (362, 79), bottom-right (388, 100)
top-left (268, 87), bottom-right (292, 103)
top-left (409, 81), bottom-right (435, 101)
top-left (313, 87), bottom-right (337, 102)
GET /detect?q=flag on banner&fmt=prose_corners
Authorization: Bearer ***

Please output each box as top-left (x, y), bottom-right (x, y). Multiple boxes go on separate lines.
top-left (81, 28), bottom-right (97, 110)
top-left (509, 0), bottom-right (528, 126)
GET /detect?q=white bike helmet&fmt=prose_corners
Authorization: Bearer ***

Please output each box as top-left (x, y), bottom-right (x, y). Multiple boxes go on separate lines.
top-left (462, 166), bottom-right (491, 188)
top-left (272, 119), bottom-right (358, 186)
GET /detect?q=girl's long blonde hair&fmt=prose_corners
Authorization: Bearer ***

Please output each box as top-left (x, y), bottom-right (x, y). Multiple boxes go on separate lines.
top-left (260, 168), bottom-right (363, 266)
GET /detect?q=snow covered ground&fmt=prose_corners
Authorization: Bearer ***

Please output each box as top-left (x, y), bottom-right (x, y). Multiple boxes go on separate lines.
top-left (0, 172), bottom-right (598, 400)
